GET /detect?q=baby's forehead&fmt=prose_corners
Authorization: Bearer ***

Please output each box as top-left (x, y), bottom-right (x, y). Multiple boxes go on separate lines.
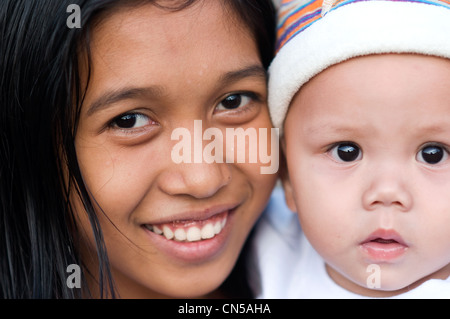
top-left (290, 53), bottom-right (450, 105)
top-left (284, 54), bottom-right (450, 137)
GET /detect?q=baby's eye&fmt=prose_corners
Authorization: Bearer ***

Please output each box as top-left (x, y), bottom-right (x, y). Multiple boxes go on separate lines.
top-left (329, 142), bottom-right (362, 162)
top-left (416, 144), bottom-right (448, 165)
top-left (216, 93), bottom-right (253, 111)
top-left (111, 113), bottom-right (152, 130)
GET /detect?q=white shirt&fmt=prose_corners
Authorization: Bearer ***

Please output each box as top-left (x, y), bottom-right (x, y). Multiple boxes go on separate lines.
top-left (248, 187), bottom-right (450, 299)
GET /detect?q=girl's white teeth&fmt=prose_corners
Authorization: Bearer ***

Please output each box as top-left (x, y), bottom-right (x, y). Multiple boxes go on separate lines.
top-left (187, 227), bottom-right (201, 241)
top-left (153, 225), bottom-right (163, 235)
top-left (174, 228), bottom-right (187, 241)
top-left (202, 223), bottom-right (215, 239)
top-left (147, 216), bottom-right (227, 242)
top-left (163, 226), bottom-right (174, 240)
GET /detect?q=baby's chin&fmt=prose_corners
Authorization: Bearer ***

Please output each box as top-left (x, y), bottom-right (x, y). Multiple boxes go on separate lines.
top-left (325, 263), bottom-right (424, 297)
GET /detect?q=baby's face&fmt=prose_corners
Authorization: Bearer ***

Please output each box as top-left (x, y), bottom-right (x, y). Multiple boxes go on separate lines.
top-left (283, 54), bottom-right (450, 297)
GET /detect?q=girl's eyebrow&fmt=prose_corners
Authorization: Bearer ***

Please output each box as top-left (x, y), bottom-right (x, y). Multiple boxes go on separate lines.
top-left (218, 64), bottom-right (267, 87)
top-left (86, 86), bottom-right (165, 117)
top-left (85, 65), bottom-right (267, 117)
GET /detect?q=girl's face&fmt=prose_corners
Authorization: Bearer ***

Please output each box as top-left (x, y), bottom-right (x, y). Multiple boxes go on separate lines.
top-left (283, 54), bottom-right (450, 297)
top-left (74, 1), bottom-right (277, 298)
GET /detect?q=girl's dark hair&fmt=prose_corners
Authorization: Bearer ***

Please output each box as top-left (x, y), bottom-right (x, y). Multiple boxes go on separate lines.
top-left (0, 0), bottom-right (275, 298)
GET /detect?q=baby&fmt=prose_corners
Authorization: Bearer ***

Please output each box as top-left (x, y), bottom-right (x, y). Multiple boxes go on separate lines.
top-left (249, 0), bottom-right (450, 298)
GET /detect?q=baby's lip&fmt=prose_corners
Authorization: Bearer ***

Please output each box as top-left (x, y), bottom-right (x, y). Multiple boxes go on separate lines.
top-left (359, 228), bottom-right (409, 262)
top-left (361, 228), bottom-right (408, 246)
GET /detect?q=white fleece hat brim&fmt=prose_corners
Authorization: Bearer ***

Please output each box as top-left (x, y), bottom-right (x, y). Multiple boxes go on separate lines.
top-left (268, 0), bottom-right (450, 135)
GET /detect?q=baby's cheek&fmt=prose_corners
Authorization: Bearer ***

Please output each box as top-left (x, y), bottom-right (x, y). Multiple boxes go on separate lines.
top-left (298, 199), bottom-right (349, 250)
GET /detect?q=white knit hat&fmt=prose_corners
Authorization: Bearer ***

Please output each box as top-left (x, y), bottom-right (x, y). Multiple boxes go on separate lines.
top-left (268, 0), bottom-right (450, 135)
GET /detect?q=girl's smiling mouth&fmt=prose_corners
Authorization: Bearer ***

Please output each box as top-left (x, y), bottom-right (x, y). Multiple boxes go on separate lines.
top-left (144, 211), bottom-right (228, 242)
top-left (141, 204), bottom-right (239, 263)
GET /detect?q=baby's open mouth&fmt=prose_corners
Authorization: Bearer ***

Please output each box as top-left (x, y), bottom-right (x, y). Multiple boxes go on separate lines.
top-left (144, 211), bottom-right (228, 243)
top-left (370, 238), bottom-right (398, 244)
top-left (360, 229), bottom-right (409, 262)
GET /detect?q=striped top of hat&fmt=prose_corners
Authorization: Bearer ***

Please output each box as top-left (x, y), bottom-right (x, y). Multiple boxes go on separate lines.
top-left (276, 0), bottom-right (450, 52)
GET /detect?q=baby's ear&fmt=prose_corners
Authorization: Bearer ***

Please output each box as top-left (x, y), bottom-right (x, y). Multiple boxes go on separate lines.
top-left (281, 174), bottom-right (297, 213)
top-left (280, 138), bottom-right (297, 213)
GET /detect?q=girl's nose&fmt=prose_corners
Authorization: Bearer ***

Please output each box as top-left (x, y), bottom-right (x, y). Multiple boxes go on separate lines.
top-left (158, 161), bottom-right (232, 199)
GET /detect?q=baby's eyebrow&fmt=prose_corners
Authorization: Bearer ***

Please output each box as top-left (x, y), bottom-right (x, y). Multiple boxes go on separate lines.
top-left (304, 122), bottom-right (366, 136)
top-left (303, 121), bottom-right (450, 143)
top-left (415, 125), bottom-right (448, 135)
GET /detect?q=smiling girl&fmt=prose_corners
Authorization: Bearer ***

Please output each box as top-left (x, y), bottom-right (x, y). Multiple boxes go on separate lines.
top-left (0, 0), bottom-right (277, 298)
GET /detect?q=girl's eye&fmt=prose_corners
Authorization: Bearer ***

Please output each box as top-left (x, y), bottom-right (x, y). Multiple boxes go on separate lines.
top-left (111, 113), bottom-right (151, 130)
top-left (216, 93), bottom-right (253, 111)
top-left (417, 144), bottom-right (448, 165)
top-left (329, 142), bottom-right (362, 163)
